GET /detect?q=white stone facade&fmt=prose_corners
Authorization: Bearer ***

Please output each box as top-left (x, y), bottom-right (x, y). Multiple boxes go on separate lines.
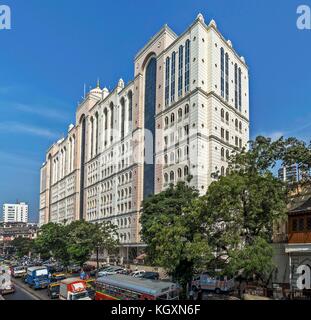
top-left (39, 14), bottom-right (250, 259)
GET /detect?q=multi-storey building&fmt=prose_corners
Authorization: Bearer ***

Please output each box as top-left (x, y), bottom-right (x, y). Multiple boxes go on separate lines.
top-left (39, 13), bottom-right (250, 260)
top-left (3, 202), bottom-right (28, 223)
top-left (278, 164), bottom-right (299, 183)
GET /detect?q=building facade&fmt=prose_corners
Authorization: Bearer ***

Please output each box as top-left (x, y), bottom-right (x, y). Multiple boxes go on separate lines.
top-left (39, 13), bottom-right (250, 260)
top-left (273, 188), bottom-right (311, 298)
top-left (3, 202), bottom-right (28, 223)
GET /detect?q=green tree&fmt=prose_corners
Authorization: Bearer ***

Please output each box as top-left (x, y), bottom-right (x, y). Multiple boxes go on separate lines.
top-left (140, 181), bottom-right (212, 297)
top-left (11, 237), bottom-right (35, 258)
top-left (91, 221), bottom-right (119, 270)
top-left (35, 223), bottom-right (70, 265)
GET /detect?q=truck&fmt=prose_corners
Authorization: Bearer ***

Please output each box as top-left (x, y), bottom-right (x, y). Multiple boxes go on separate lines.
top-left (11, 266), bottom-right (27, 278)
top-left (59, 278), bottom-right (91, 300)
top-left (192, 273), bottom-right (235, 294)
top-left (0, 265), bottom-right (15, 295)
top-left (25, 266), bottom-right (50, 289)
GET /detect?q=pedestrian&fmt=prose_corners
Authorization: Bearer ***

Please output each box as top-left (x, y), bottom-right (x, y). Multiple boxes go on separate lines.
top-left (188, 289), bottom-right (194, 300)
top-left (196, 285), bottom-right (203, 301)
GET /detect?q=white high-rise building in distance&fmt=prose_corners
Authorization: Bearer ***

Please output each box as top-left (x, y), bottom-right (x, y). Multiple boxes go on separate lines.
top-left (3, 202), bottom-right (29, 223)
top-left (39, 13), bottom-right (250, 260)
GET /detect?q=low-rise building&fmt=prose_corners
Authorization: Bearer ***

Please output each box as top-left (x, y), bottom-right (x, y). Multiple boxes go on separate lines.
top-left (273, 188), bottom-right (311, 298)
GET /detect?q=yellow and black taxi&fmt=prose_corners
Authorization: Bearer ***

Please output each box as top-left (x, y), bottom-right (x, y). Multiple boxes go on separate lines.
top-left (86, 278), bottom-right (96, 300)
top-left (50, 273), bottom-right (67, 283)
top-left (47, 282), bottom-right (61, 299)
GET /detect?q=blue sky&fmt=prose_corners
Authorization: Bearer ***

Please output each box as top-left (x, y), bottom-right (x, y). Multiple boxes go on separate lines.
top-left (0, 0), bottom-right (311, 222)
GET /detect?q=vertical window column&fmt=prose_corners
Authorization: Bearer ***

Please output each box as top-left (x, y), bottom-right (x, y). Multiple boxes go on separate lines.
top-left (225, 53), bottom-right (229, 101)
top-left (234, 63), bottom-right (238, 109)
top-left (178, 45), bottom-right (184, 97)
top-left (220, 48), bottom-right (225, 98)
top-left (238, 67), bottom-right (242, 111)
top-left (185, 40), bottom-right (190, 93)
top-left (165, 57), bottom-right (170, 106)
top-left (171, 52), bottom-right (176, 103)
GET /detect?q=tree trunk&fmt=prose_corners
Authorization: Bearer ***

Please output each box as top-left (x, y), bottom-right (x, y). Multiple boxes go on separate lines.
top-left (96, 247), bottom-right (99, 272)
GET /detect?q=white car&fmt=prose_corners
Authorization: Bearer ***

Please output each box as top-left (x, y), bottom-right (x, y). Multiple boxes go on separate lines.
top-left (98, 266), bottom-right (126, 277)
top-left (130, 270), bottom-right (145, 278)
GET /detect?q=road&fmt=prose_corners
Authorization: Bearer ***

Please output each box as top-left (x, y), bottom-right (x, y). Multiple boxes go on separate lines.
top-left (4, 278), bottom-right (49, 300)
top-left (4, 282), bottom-right (39, 300)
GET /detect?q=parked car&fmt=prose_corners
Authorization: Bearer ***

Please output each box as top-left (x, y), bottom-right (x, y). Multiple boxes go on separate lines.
top-left (141, 272), bottom-right (160, 280)
top-left (98, 266), bottom-right (126, 277)
top-left (130, 270), bottom-right (146, 278)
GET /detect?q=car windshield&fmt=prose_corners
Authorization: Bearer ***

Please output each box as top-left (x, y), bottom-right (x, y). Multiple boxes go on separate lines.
top-left (50, 286), bottom-right (60, 293)
top-left (72, 292), bottom-right (89, 300)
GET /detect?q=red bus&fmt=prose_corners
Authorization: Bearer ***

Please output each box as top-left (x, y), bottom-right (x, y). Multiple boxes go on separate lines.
top-left (95, 274), bottom-right (179, 300)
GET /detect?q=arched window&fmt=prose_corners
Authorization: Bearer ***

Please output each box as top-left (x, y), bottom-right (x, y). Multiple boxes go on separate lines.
top-left (235, 119), bottom-right (238, 130)
top-left (165, 57), bottom-right (170, 106)
top-left (171, 113), bottom-right (175, 124)
top-left (128, 91), bottom-right (133, 123)
top-left (164, 154), bottom-right (168, 165)
top-left (220, 48), bottom-right (225, 98)
top-left (171, 52), bottom-right (176, 102)
top-left (178, 108), bottom-right (182, 120)
top-left (170, 171), bottom-right (175, 182)
top-left (221, 166), bottom-right (225, 176)
top-left (178, 45), bottom-right (184, 97)
top-left (185, 39), bottom-right (190, 93)
top-left (164, 173), bottom-right (169, 183)
top-left (239, 121), bottom-right (242, 132)
top-left (177, 168), bottom-right (182, 179)
top-left (165, 116), bottom-right (169, 127)
top-left (221, 147), bottom-right (225, 159)
top-left (185, 104), bottom-right (189, 115)
top-left (221, 109), bottom-right (224, 121)
top-left (90, 116), bottom-right (94, 158)
top-left (184, 165), bottom-right (189, 177)
top-left (225, 112), bottom-right (229, 123)
top-left (120, 98), bottom-right (125, 140)
top-left (221, 128), bottom-right (225, 139)
top-left (110, 102), bottom-right (114, 142)
top-left (176, 148), bottom-right (181, 162)
top-left (170, 152), bottom-right (175, 164)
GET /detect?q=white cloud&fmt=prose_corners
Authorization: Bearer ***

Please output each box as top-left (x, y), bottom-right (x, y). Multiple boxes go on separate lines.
top-left (0, 122), bottom-right (59, 139)
top-left (14, 103), bottom-right (69, 121)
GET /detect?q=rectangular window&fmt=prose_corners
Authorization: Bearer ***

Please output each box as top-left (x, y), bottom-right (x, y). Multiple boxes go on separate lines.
top-left (178, 46), bottom-right (184, 97)
top-left (171, 53), bottom-right (176, 103)
top-left (234, 64), bottom-right (238, 109)
top-left (165, 58), bottom-right (170, 106)
top-left (238, 67), bottom-right (242, 111)
top-left (185, 40), bottom-right (190, 93)
top-left (220, 48), bottom-right (225, 98)
top-left (184, 125), bottom-right (189, 136)
top-left (225, 53), bottom-right (229, 101)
